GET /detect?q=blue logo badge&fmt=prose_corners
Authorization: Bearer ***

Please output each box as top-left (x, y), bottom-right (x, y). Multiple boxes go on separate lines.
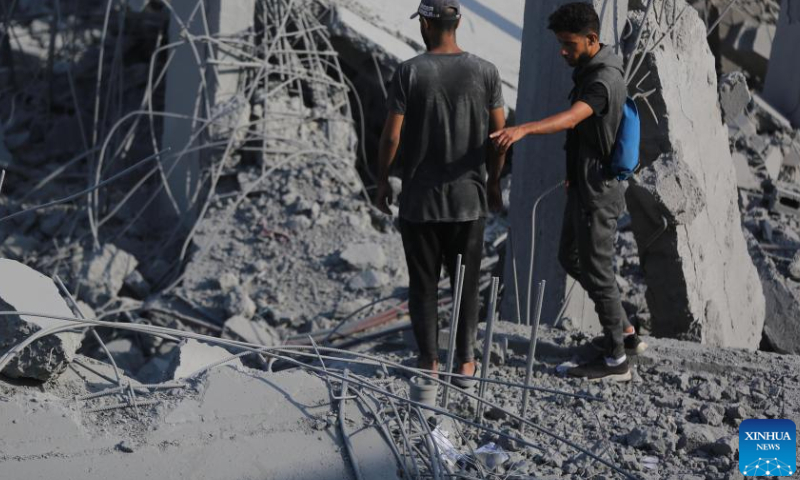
top-left (739, 419), bottom-right (796, 476)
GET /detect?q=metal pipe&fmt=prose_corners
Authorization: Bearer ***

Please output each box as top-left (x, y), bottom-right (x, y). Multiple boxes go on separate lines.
top-left (509, 229), bottom-right (522, 324)
top-left (476, 277), bottom-right (499, 422)
top-left (441, 255), bottom-right (465, 408)
top-left (520, 280), bottom-right (546, 423)
top-left (338, 370), bottom-right (364, 480)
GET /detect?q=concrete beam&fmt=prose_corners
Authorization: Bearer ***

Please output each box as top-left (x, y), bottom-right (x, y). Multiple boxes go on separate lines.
top-left (159, 0), bottom-right (255, 221)
top-left (763, 0), bottom-right (800, 128)
top-left (502, 0), bottom-right (627, 330)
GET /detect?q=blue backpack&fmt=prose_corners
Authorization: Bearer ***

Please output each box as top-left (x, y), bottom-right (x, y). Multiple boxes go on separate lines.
top-left (609, 98), bottom-right (641, 180)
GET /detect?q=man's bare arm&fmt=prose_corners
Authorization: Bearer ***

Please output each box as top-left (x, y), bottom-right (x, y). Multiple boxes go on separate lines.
top-left (490, 101), bottom-right (594, 153)
top-left (487, 107), bottom-right (507, 212)
top-left (374, 113), bottom-right (404, 214)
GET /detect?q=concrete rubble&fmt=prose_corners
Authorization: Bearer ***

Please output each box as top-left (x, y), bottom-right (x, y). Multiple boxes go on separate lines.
top-left (623, 0), bottom-right (765, 349)
top-left (0, 259), bottom-right (82, 381)
top-left (0, 0), bottom-right (799, 478)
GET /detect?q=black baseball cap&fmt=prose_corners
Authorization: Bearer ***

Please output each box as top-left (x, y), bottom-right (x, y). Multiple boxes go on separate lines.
top-left (410, 0), bottom-right (462, 20)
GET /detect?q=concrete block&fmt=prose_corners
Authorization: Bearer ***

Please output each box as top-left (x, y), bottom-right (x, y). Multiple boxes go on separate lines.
top-left (718, 71), bottom-right (751, 124)
top-left (763, 0), bottom-right (800, 128)
top-left (339, 242), bottom-right (386, 270)
top-left (788, 251), bottom-right (800, 281)
top-left (769, 184), bottom-right (800, 218)
top-left (502, 0), bottom-right (628, 330)
top-left (78, 244), bottom-right (139, 306)
top-left (348, 270), bottom-right (390, 290)
top-left (724, 22), bottom-right (775, 80)
top-left (624, 0), bottom-right (765, 349)
top-left (0, 259), bottom-right (83, 381)
top-left (164, 339), bottom-right (244, 381)
top-left (731, 152), bottom-right (760, 190)
top-left (222, 315), bottom-right (280, 347)
top-left (783, 142), bottom-right (800, 168)
top-left (763, 146), bottom-right (785, 180)
top-left (744, 230), bottom-right (800, 354)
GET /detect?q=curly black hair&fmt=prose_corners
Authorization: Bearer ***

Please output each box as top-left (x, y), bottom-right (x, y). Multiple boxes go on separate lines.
top-left (547, 2), bottom-right (600, 35)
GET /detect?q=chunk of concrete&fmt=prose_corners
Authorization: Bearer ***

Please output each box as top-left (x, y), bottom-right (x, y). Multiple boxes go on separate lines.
top-left (763, 0), bottom-right (800, 128)
top-left (731, 152), bottom-right (760, 190)
top-left (163, 339), bottom-right (243, 381)
top-left (339, 242), bottom-right (387, 270)
top-left (769, 183), bottom-right (800, 218)
top-left (78, 244), bottom-right (139, 306)
top-left (718, 71), bottom-right (751, 125)
top-left (724, 22), bottom-right (775, 81)
top-left (222, 315), bottom-right (280, 347)
top-left (744, 230), bottom-right (800, 354)
top-left (763, 146), bottom-right (785, 180)
top-left (104, 338), bottom-right (145, 375)
top-left (624, 0), bottom-right (765, 349)
top-left (0, 259), bottom-right (82, 381)
top-left (503, 0), bottom-right (628, 329)
top-left (348, 270), bottom-right (390, 290)
top-left (789, 251), bottom-right (800, 281)
top-left (223, 286), bottom-right (257, 319)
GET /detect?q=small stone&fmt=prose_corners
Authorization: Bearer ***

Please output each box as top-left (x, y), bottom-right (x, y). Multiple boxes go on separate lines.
top-left (123, 270), bottom-right (151, 299)
top-left (788, 252), bottom-right (800, 281)
top-left (347, 270), bottom-right (390, 290)
top-left (339, 242), bottom-right (386, 270)
top-left (217, 272), bottom-right (240, 293)
top-left (698, 404), bottom-right (725, 426)
top-left (695, 381), bottom-right (724, 402)
top-left (223, 287), bottom-right (257, 319)
top-left (725, 404), bottom-right (747, 422)
top-left (709, 435), bottom-right (739, 457)
top-left (115, 441), bottom-right (134, 453)
top-left (484, 406), bottom-right (507, 421)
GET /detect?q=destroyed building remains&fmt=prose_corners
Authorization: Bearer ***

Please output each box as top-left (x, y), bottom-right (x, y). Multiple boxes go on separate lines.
top-left (1, 0), bottom-right (799, 479)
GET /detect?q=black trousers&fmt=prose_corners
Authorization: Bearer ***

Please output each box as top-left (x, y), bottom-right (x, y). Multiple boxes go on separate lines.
top-left (399, 218), bottom-right (485, 366)
top-left (558, 188), bottom-right (630, 358)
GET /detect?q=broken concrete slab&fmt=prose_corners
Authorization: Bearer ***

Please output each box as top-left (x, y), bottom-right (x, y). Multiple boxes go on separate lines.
top-left (723, 22), bottom-right (775, 82)
top-left (0, 259), bottom-right (82, 381)
top-left (222, 315), bottom-right (280, 347)
top-left (744, 230), bottom-right (800, 355)
top-left (764, 145), bottom-right (785, 180)
top-left (623, 0), bottom-right (766, 349)
top-left (503, 0), bottom-right (628, 330)
top-left (78, 244), bottom-right (139, 306)
top-left (0, 364), bottom-right (401, 480)
top-left (162, 339), bottom-right (244, 382)
top-left (769, 183), bottom-right (800, 218)
top-left (763, 0), bottom-right (800, 128)
top-left (718, 71), bottom-right (751, 125)
top-left (339, 242), bottom-right (387, 270)
top-left (731, 152), bottom-right (761, 190)
top-left (104, 338), bottom-right (146, 375)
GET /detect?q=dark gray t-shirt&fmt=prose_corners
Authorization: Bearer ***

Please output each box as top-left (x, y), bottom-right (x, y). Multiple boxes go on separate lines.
top-left (387, 52), bottom-right (504, 223)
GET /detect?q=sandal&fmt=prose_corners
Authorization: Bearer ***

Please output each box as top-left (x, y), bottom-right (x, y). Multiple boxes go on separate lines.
top-left (452, 361), bottom-right (479, 389)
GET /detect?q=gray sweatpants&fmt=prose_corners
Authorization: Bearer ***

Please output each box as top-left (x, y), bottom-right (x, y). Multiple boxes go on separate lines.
top-left (558, 187), bottom-right (630, 358)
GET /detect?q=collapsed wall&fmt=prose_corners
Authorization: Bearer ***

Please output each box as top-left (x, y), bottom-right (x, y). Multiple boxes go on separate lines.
top-left (502, 0), bottom-right (628, 329)
top-left (624, 0), bottom-right (765, 348)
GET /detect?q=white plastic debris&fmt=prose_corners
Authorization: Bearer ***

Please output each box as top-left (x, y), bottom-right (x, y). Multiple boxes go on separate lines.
top-left (474, 442), bottom-right (510, 470)
top-left (556, 361), bottom-right (579, 374)
top-left (642, 456), bottom-right (659, 471)
top-left (431, 426), bottom-right (466, 466)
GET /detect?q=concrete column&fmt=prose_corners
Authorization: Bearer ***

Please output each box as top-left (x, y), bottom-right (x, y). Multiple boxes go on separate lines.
top-left (763, 0), bottom-right (800, 128)
top-left (160, 0), bottom-right (255, 220)
top-left (502, 0), bottom-right (627, 329)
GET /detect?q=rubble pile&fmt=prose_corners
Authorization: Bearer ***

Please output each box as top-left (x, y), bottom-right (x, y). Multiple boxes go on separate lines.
top-left (0, 0), bottom-right (799, 479)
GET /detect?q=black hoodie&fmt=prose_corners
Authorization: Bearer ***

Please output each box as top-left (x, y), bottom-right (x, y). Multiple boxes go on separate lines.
top-left (566, 45), bottom-right (627, 210)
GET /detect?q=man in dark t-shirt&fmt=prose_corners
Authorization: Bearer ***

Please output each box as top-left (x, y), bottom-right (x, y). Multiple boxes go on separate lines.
top-left (374, 0), bottom-right (507, 380)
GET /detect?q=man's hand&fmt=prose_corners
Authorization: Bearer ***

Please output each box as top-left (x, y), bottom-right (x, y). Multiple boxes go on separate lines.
top-left (490, 126), bottom-right (526, 154)
top-left (374, 181), bottom-right (392, 215)
top-left (488, 181), bottom-right (503, 213)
